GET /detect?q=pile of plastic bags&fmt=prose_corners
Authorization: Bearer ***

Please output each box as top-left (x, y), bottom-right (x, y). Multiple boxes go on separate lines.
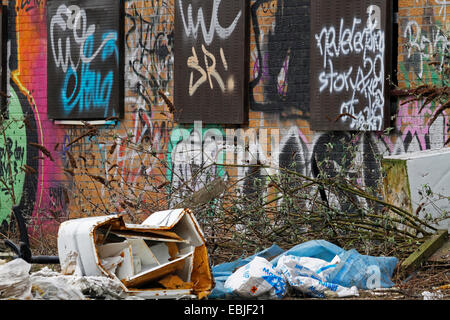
top-left (210, 240), bottom-right (399, 299)
top-left (0, 239), bottom-right (399, 300)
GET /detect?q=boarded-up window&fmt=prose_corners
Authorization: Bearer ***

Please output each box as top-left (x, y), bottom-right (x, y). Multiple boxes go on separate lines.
top-left (174, 0), bottom-right (248, 124)
top-left (310, 0), bottom-right (393, 131)
top-left (47, 0), bottom-right (124, 120)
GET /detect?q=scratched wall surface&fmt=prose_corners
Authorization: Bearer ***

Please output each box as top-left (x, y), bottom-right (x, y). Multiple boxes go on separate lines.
top-left (0, 0), bottom-right (448, 238)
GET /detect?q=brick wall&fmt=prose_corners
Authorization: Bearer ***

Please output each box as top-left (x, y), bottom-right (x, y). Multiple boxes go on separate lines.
top-left (0, 0), bottom-right (448, 237)
top-left (398, 0), bottom-right (449, 87)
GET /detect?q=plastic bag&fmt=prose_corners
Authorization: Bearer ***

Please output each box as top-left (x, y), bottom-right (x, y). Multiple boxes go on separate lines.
top-left (275, 255), bottom-right (358, 298)
top-left (210, 240), bottom-right (398, 299)
top-left (0, 258), bottom-right (32, 299)
top-left (270, 240), bottom-right (344, 266)
top-left (30, 267), bottom-right (85, 300)
top-left (328, 249), bottom-right (398, 290)
top-left (224, 256), bottom-right (287, 299)
top-left (210, 244), bottom-right (284, 299)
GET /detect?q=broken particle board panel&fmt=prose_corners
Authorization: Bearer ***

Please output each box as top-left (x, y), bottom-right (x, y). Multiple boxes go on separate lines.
top-left (57, 209), bottom-right (214, 299)
top-left (400, 229), bottom-right (448, 275)
top-left (428, 239), bottom-right (450, 263)
top-left (382, 148), bottom-right (450, 232)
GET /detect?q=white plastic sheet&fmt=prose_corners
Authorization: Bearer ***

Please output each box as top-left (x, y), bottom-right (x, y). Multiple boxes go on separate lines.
top-left (275, 255), bottom-right (359, 298)
top-left (30, 267), bottom-right (85, 300)
top-left (224, 256), bottom-right (287, 299)
top-left (0, 258), bottom-right (136, 300)
top-left (0, 259), bottom-right (32, 299)
top-left (224, 254), bottom-right (359, 299)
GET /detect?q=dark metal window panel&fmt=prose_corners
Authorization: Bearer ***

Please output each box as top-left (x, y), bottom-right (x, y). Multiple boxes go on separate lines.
top-left (249, 0), bottom-right (311, 118)
top-left (47, 0), bottom-right (124, 120)
top-left (310, 0), bottom-right (393, 131)
top-left (174, 0), bottom-right (249, 124)
top-left (0, 6), bottom-right (7, 118)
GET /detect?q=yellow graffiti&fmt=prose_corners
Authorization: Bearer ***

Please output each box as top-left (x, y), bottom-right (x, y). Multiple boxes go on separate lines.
top-left (188, 45), bottom-right (227, 96)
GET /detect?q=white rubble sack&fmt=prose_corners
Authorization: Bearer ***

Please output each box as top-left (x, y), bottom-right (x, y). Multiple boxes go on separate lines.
top-left (61, 251), bottom-right (79, 275)
top-left (275, 255), bottom-right (359, 298)
top-left (224, 256), bottom-right (287, 299)
top-left (30, 267), bottom-right (85, 300)
top-left (30, 267), bottom-right (129, 300)
top-left (0, 258), bottom-right (32, 300)
top-left (0, 260), bottom-right (137, 300)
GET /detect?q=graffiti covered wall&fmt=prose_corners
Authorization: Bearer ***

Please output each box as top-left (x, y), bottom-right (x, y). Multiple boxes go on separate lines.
top-left (2, 0), bottom-right (69, 236)
top-left (1, 0), bottom-right (448, 237)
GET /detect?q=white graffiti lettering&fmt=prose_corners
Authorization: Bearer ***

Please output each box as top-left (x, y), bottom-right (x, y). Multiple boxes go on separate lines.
top-left (404, 19), bottom-right (449, 79)
top-left (315, 6), bottom-right (386, 131)
top-left (50, 4), bottom-right (117, 73)
top-left (178, 0), bottom-right (242, 46)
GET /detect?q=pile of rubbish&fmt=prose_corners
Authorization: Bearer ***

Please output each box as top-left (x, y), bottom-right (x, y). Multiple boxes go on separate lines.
top-left (1, 208), bottom-right (214, 300)
top-left (1, 207), bottom-right (402, 300)
top-left (0, 258), bottom-right (131, 300)
top-left (210, 240), bottom-right (399, 299)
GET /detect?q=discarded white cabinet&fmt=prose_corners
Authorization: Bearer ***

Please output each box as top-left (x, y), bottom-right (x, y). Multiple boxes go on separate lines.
top-left (382, 148), bottom-right (450, 232)
top-left (57, 208), bottom-right (214, 299)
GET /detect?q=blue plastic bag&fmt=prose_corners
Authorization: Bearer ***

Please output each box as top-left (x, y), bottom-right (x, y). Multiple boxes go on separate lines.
top-left (328, 249), bottom-right (398, 290)
top-left (270, 240), bottom-right (344, 266)
top-left (209, 240), bottom-right (399, 299)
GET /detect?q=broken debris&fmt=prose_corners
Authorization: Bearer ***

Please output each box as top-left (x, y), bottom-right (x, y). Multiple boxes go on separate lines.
top-left (0, 259), bottom-right (141, 300)
top-left (421, 290), bottom-right (444, 300)
top-left (275, 255), bottom-right (359, 298)
top-left (57, 208), bottom-right (214, 299)
top-left (212, 240), bottom-right (398, 299)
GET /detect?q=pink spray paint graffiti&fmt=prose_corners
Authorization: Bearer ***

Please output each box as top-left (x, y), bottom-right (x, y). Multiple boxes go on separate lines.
top-left (7, 0), bottom-right (69, 235)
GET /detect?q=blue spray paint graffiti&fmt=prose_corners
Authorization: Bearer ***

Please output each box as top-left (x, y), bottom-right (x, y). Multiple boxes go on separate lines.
top-left (47, 1), bottom-right (123, 120)
top-left (61, 32), bottom-right (118, 117)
